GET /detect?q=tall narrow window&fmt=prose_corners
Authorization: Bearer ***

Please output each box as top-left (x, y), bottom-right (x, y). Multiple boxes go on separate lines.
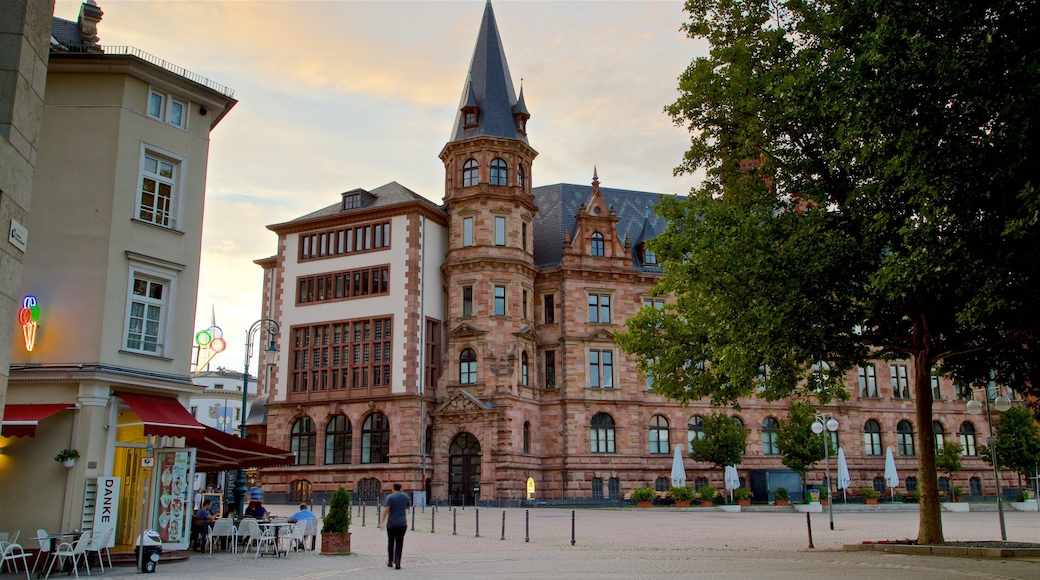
top-left (291, 417), bottom-right (316, 466)
top-left (325, 415), bottom-right (352, 465)
top-left (463, 159), bottom-right (478, 187)
top-left (148, 90), bottom-right (165, 119)
top-left (522, 289), bottom-right (529, 320)
top-left (897, 420), bottom-right (915, 456)
top-left (522, 222), bottom-right (528, 251)
top-left (490, 158), bottom-right (508, 186)
top-left (361, 412), bottom-right (390, 464)
top-left (495, 216), bottom-right (506, 245)
top-left (591, 477), bottom-right (603, 500)
top-left (520, 351), bottom-right (529, 386)
top-left (959, 422), bottom-right (977, 456)
top-left (425, 319), bottom-right (442, 390)
top-left (494, 285), bottom-right (506, 316)
top-left (590, 413), bottom-right (615, 453)
top-left (931, 371), bottom-right (942, 399)
top-left (517, 164), bottom-right (525, 190)
top-left (591, 232), bottom-right (604, 256)
top-left (462, 286), bottom-right (473, 317)
top-left (139, 153), bottom-right (177, 228)
top-left (863, 419), bottom-right (882, 456)
top-left (463, 217), bottom-right (474, 246)
top-left (687, 416), bottom-right (704, 453)
top-left (933, 421), bottom-right (945, 451)
top-left (761, 417), bottom-right (780, 455)
top-left (125, 273), bottom-right (170, 355)
top-left (523, 421), bottom-right (531, 454)
top-left (543, 294), bottom-right (555, 324)
top-left (858, 364), bottom-right (878, 397)
top-left (890, 364), bottom-right (910, 398)
top-left (460, 348), bottom-right (477, 384)
top-left (544, 350), bottom-right (556, 388)
top-left (649, 415), bottom-right (670, 454)
top-left (589, 349), bottom-right (613, 388)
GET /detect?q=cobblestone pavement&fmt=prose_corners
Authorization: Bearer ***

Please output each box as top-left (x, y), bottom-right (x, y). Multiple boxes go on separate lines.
top-left (12, 507), bottom-right (1038, 580)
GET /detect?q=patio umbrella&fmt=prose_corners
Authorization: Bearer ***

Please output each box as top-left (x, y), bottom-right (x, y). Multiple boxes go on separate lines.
top-left (836, 447), bottom-right (852, 503)
top-left (884, 446), bottom-right (899, 501)
top-left (670, 444), bottom-right (687, 488)
top-left (724, 465), bottom-right (740, 502)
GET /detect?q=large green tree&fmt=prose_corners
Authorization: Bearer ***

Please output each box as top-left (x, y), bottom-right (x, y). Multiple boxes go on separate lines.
top-left (776, 402), bottom-right (833, 500)
top-left (689, 412), bottom-right (746, 469)
top-left (980, 406), bottom-right (1040, 489)
top-left (616, 0), bottom-right (1040, 544)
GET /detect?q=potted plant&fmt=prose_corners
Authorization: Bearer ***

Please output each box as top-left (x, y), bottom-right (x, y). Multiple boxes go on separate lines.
top-left (861, 487), bottom-right (879, 505)
top-left (55, 449), bottom-right (80, 467)
top-left (697, 485), bottom-right (716, 507)
top-left (734, 486), bottom-right (752, 506)
top-left (950, 486), bottom-right (963, 502)
top-left (818, 486), bottom-right (830, 506)
top-left (773, 487), bottom-right (790, 506)
top-left (320, 486), bottom-right (351, 554)
top-left (670, 485), bottom-right (695, 507)
top-left (632, 486), bottom-right (655, 507)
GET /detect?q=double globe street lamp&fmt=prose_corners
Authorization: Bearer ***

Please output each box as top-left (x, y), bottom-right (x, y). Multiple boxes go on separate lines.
top-left (811, 413), bottom-right (839, 530)
top-left (966, 386), bottom-right (1012, 541)
top-left (234, 318), bottom-right (280, 518)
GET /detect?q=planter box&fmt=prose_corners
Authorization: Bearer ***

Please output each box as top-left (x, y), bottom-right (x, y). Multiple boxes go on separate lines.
top-left (674, 501), bottom-right (691, 508)
top-left (774, 499), bottom-right (789, 506)
top-left (700, 500), bottom-right (713, 507)
top-left (1009, 501), bottom-right (1038, 512)
top-left (320, 532), bottom-right (351, 555)
top-left (864, 498), bottom-right (878, 504)
top-left (636, 501), bottom-right (653, 508)
top-left (736, 499), bottom-right (750, 506)
top-left (794, 503), bottom-right (822, 513)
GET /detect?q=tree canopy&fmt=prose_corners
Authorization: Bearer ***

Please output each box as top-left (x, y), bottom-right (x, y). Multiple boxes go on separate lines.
top-left (980, 405), bottom-right (1040, 488)
top-left (689, 412), bottom-right (746, 469)
top-left (617, 0), bottom-right (1040, 544)
top-left (776, 402), bottom-right (833, 497)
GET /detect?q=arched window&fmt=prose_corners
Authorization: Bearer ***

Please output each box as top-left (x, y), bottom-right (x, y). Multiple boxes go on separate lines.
top-left (591, 232), bottom-right (604, 256)
top-left (608, 477), bottom-right (620, 499)
top-left (959, 422), bottom-right (977, 456)
top-left (490, 158), bottom-right (507, 186)
top-left (425, 424), bottom-right (433, 455)
top-left (591, 477), bottom-right (603, 500)
top-left (463, 159), bottom-right (478, 187)
top-left (649, 415), bottom-right (669, 455)
top-left (517, 164), bottom-right (525, 190)
top-left (933, 421), bottom-right (945, 451)
top-left (761, 417), bottom-right (780, 455)
top-left (733, 416), bottom-right (746, 455)
top-left (905, 476), bottom-right (918, 492)
top-left (460, 348), bottom-right (477, 384)
top-left (694, 476), bottom-right (709, 490)
top-left (863, 419), bottom-right (882, 456)
top-left (590, 412), bottom-right (615, 453)
top-left (361, 412), bottom-right (390, 464)
top-left (938, 476), bottom-right (950, 492)
top-left (324, 414), bottom-right (352, 465)
top-left (896, 420), bottom-right (915, 456)
top-left (523, 421), bottom-right (531, 454)
top-left (969, 476), bottom-right (982, 496)
top-left (873, 476), bottom-right (886, 492)
top-left (655, 477), bottom-right (670, 492)
top-left (290, 416), bottom-right (316, 466)
top-left (520, 351), bottom-right (529, 386)
top-left (687, 415), bottom-right (704, 453)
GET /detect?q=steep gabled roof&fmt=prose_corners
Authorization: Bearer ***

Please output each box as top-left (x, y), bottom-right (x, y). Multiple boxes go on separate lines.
top-left (276, 181), bottom-right (441, 226)
top-left (448, 1), bottom-right (528, 145)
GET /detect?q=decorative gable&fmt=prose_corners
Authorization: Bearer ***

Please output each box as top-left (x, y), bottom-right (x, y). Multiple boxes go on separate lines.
top-left (447, 323), bottom-right (487, 339)
top-left (434, 389), bottom-right (494, 415)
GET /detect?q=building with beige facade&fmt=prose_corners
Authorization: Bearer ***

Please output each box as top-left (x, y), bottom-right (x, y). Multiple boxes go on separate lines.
top-left (253, 2), bottom-right (1024, 507)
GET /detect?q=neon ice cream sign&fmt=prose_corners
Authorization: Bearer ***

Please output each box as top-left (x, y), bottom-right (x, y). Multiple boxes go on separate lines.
top-left (18, 295), bottom-right (40, 352)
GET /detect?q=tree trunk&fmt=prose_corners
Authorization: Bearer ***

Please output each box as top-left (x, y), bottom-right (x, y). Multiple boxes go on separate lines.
top-left (913, 346), bottom-right (944, 544)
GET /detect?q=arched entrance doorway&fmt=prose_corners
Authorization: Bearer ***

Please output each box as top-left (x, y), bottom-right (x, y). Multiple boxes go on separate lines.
top-left (449, 432), bottom-right (481, 506)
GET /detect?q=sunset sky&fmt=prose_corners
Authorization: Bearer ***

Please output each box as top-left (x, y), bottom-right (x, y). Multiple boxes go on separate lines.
top-left (54, 0), bottom-right (708, 373)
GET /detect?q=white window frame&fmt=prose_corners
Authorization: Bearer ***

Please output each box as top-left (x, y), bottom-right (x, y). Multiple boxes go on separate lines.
top-left (148, 88), bottom-right (188, 130)
top-left (137, 145), bottom-right (185, 230)
top-left (148, 90), bottom-right (165, 120)
top-left (122, 261), bottom-right (179, 357)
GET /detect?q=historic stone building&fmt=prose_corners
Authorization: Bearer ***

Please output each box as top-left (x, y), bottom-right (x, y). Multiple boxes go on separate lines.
top-left (255, 2), bottom-right (1020, 505)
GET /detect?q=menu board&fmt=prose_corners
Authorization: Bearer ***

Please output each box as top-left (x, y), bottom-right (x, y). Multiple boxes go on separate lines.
top-left (154, 450), bottom-right (192, 547)
top-left (203, 493), bottom-right (224, 518)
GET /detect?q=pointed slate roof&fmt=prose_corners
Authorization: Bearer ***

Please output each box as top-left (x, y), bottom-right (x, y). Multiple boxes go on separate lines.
top-left (449, 1), bottom-right (529, 145)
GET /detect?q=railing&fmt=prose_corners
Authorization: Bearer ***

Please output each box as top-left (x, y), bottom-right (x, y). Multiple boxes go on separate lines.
top-left (58, 44), bottom-right (235, 98)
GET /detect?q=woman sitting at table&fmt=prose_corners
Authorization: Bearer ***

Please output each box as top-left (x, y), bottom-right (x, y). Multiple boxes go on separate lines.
top-left (244, 500), bottom-right (268, 520)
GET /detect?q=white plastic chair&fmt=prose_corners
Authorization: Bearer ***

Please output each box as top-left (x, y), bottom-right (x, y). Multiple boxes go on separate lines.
top-left (1, 541), bottom-right (32, 580)
top-left (85, 528), bottom-right (112, 572)
top-left (286, 521), bottom-right (307, 554)
top-left (30, 529), bottom-right (50, 577)
top-left (300, 518), bottom-right (317, 551)
top-left (236, 519), bottom-right (264, 555)
top-left (252, 524), bottom-right (278, 559)
top-left (207, 519), bottom-right (236, 553)
top-left (46, 531), bottom-right (91, 579)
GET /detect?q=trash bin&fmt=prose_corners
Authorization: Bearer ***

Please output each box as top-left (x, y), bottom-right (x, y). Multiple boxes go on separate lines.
top-left (134, 530), bottom-right (163, 573)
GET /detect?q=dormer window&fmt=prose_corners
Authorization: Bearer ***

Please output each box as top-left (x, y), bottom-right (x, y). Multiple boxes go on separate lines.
top-left (465, 111), bottom-right (476, 125)
top-left (517, 116), bottom-right (527, 133)
top-left (643, 247), bottom-right (657, 265)
top-left (343, 193), bottom-right (362, 210)
top-left (591, 232), bottom-right (604, 256)
top-left (462, 107), bottom-right (480, 130)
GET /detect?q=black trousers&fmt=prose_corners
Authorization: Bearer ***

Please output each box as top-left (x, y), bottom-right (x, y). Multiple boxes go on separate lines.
top-left (386, 525), bottom-right (407, 565)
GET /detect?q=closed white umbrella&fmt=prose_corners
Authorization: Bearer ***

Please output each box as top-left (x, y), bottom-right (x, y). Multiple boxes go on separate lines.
top-left (670, 444), bottom-right (687, 488)
top-left (724, 465), bottom-right (740, 502)
top-left (884, 446), bottom-right (899, 501)
top-left (836, 447), bottom-right (851, 503)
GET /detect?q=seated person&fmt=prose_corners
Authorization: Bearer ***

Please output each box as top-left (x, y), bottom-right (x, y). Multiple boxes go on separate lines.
top-left (251, 500), bottom-right (268, 520)
top-left (288, 503), bottom-right (318, 548)
top-left (191, 499), bottom-right (217, 552)
top-left (243, 500), bottom-right (258, 518)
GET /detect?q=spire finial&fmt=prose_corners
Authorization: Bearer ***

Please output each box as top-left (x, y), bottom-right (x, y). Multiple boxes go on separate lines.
top-left (592, 165), bottom-right (599, 183)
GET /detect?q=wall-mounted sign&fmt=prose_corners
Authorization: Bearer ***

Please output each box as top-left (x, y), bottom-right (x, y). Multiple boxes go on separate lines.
top-left (18, 296), bottom-right (39, 352)
top-left (8, 218), bottom-right (28, 252)
top-left (141, 457), bottom-right (155, 468)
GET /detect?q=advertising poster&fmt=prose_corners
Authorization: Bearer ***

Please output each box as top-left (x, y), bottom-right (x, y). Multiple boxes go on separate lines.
top-left (153, 449), bottom-right (193, 549)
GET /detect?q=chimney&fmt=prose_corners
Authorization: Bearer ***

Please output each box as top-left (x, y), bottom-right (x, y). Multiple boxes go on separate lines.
top-left (78, 1), bottom-right (104, 46)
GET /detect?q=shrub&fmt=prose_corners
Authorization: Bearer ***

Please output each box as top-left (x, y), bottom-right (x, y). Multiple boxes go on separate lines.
top-left (712, 493), bottom-right (726, 505)
top-left (733, 487), bottom-right (752, 501)
top-left (322, 486), bottom-right (351, 533)
top-left (697, 485), bottom-right (716, 501)
top-left (818, 486), bottom-right (829, 500)
top-left (861, 487), bottom-right (879, 500)
top-left (774, 487), bottom-right (789, 501)
top-left (631, 487), bottom-right (655, 502)
top-left (951, 486), bottom-right (963, 499)
top-left (670, 486), bottom-right (696, 502)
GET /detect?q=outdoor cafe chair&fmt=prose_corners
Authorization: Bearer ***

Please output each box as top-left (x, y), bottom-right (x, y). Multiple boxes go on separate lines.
top-left (300, 518), bottom-right (317, 550)
top-left (207, 518), bottom-right (237, 554)
top-left (236, 519), bottom-right (266, 555)
top-left (85, 528), bottom-right (112, 572)
top-left (46, 531), bottom-right (91, 579)
top-left (1, 540), bottom-right (32, 580)
top-left (286, 521), bottom-right (307, 554)
top-left (30, 529), bottom-right (50, 577)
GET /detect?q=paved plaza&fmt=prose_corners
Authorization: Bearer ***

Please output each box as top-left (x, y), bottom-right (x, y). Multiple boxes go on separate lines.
top-left (8, 506), bottom-right (1038, 579)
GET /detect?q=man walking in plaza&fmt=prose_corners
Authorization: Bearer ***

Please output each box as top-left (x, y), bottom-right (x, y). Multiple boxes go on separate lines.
top-left (381, 483), bottom-right (411, 569)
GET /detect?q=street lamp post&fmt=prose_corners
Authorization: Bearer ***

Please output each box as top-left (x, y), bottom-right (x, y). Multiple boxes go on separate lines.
top-left (811, 413), bottom-right (839, 531)
top-left (966, 387), bottom-right (1012, 541)
top-left (234, 318), bottom-right (280, 518)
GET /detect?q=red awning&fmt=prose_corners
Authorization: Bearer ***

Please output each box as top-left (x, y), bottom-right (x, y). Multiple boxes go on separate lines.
top-left (186, 426), bottom-right (295, 472)
top-left (114, 391), bottom-right (206, 438)
top-left (2, 403), bottom-right (73, 437)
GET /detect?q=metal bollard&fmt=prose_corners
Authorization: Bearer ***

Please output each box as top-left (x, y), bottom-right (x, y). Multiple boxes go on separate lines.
top-left (377, 498), bottom-right (382, 529)
top-left (453, 508), bottom-right (457, 535)
top-left (411, 504), bottom-right (416, 531)
top-left (321, 499), bottom-right (327, 519)
top-left (475, 507), bottom-right (480, 538)
top-left (500, 510), bottom-right (506, 540)
top-left (431, 505), bottom-right (436, 533)
top-left (525, 509), bottom-right (529, 543)
top-left (571, 510), bottom-right (575, 546)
